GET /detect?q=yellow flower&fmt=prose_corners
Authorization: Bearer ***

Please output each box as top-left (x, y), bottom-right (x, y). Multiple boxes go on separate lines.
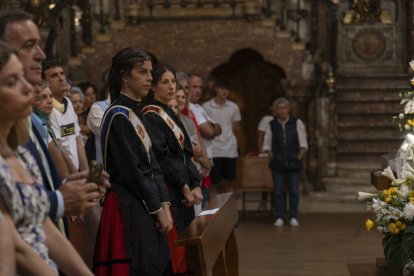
top-left (394, 221), bottom-right (407, 231)
top-left (389, 223), bottom-right (400, 235)
top-left (410, 197), bottom-right (414, 203)
top-left (385, 196), bottom-right (392, 203)
top-left (384, 189), bottom-right (391, 196)
top-left (365, 219), bottom-right (374, 231)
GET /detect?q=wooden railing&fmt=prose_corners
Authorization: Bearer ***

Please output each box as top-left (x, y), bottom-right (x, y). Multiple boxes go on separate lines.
top-left (175, 193), bottom-right (239, 276)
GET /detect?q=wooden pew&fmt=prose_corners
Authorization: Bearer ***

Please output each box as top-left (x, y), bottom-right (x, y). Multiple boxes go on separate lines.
top-left (235, 156), bottom-right (273, 215)
top-left (175, 193), bottom-right (239, 276)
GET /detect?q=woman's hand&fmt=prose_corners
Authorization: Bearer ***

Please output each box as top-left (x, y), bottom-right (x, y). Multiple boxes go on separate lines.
top-left (182, 184), bottom-right (195, 207)
top-left (199, 167), bottom-right (209, 178)
top-left (155, 210), bottom-right (170, 233)
top-left (161, 203), bottom-right (173, 232)
top-left (192, 144), bottom-right (202, 157)
top-left (192, 187), bottom-right (203, 205)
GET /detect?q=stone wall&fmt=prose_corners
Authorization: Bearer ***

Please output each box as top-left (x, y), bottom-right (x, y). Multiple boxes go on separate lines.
top-left (80, 19), bottom-right (305, 87)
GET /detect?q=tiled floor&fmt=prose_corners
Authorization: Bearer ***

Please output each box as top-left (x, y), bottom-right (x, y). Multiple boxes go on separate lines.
top-left (235, 192), bottom-right (369, 214)
top-left (234, 194), bottom-right (380, 276)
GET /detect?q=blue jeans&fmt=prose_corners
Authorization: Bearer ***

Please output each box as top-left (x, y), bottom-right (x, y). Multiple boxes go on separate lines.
top-left (272, 170), bottom-right (300, 219)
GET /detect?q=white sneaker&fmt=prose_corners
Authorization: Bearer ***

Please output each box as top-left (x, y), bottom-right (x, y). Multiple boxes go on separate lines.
top-left (273, 218), bottom-right (284, 227)
top-left (290, 218), bottom-right (299, 227)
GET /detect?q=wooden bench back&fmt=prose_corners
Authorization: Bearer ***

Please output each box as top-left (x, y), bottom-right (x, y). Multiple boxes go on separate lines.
top-left (236, 156), bottom-right (273, 192)
top-left (175, 193), bottom-right (239, 276)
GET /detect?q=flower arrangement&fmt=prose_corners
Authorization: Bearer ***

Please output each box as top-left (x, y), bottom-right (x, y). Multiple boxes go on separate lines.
top-left (397, 62), bottom-right (414, 132)
top-left (397, 90), bottom-right (414, 132)
top-left (359, 164), bottom-right (414, 274)
top-left (358, 61), bottom-right (414, 274)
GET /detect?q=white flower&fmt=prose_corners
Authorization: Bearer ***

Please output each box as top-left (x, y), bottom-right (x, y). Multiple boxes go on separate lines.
top-left (403, 203), bottom-right (414, 221)
top-left (409, 60), bottom-right (414, 71)
top-left (397, 184), bottom-right (410, 198)
top-left (358, 192), bottom-right (378, 201)
top-left (382, 166), bottom-right (396, 182)
top-left (372, 198), bottom-right (386, 213)
top-left (406, 124), bottom-right (412, 131)
top-left (407, 147), bottom-right (414, 161)
top-left (402, 162), bottom-right (414, 181)
top-left (384, 206), bottom-right (404, 221)
top-left (405, 100), bottom-right (414, 114)
top-left (400, 113), bottom-right (405, 119)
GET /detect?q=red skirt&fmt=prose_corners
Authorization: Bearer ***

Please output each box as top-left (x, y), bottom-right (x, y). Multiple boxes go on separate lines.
top-left (202, 176), bottom-right (212, 189)
top-left (93, 192), bottom-right (130, 276)
top-left (168, 206), bottom-right (187, 274)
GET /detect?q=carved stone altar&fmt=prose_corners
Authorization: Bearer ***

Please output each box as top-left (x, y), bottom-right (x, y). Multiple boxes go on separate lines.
top-left (337, 0), bottom-right (407, 76)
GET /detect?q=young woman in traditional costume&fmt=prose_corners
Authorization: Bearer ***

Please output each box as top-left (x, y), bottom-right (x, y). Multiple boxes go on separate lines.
top-left (93, 48), bottom-right (173, 275)
top-left (144, 64), bottom-right (203, 274)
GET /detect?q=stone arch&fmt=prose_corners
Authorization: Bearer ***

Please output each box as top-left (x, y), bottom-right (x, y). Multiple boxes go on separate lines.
top-left (205, 48), bottom-right (287, 154)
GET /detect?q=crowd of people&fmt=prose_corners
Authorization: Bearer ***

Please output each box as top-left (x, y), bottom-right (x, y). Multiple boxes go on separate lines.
top-left (0, 8), bottom-right (307, 276)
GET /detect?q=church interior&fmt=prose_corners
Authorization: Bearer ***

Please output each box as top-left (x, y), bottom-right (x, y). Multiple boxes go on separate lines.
top-left (1, 0), bottom-right (414, 275)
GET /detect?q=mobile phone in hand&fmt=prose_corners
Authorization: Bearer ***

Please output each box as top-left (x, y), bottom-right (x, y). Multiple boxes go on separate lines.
top-left (88, 161), bottom-right (104, 184)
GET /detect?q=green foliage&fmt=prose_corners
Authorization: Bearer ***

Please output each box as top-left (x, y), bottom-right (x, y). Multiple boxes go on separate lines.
top-left (383, 226), bottom-right (414, 275)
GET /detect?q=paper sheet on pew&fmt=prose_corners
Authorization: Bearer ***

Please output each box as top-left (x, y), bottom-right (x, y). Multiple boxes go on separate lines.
top-left (197, 208), bottom-right (219, 216)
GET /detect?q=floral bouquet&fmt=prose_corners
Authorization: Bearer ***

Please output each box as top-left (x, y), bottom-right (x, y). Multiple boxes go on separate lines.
top-left (359, 164), bottom-right (414, 274)
top-left (359, 61), bottom-right (414, 274)
top-left (397, 62), bottom-right (414, 132)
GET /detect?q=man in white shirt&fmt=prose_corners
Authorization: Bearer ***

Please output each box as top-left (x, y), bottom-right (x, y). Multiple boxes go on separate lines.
top-left (262, 97), bottom-right (307, 228)
top-left (43, 60), bottom-right (89, 174)
top-left (188, 74), bottom-right (221, 158)
top-left (87, 95), bottom-right (110, 163)
top-left (202, 79), bottom-right (241, 192)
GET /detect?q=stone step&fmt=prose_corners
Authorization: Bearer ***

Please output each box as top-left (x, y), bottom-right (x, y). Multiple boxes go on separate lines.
top-left (323, 177), bottom-right (376, 193)
top-left (336, 75), bottom-right (409, 90)
top-left (336, 102), bottom-right (401, 115)
top-left (309, 191), bottom-right (362, 203)
top-left (337, 114), bottom-right (396, 127)
top-left (337, 126), bottom-right (401, 140)
top-left (337, 162), bottom-right (380, 170)
top-left (336, 162), bottom-right (380, 178)
top-left (337, 140), bottom-right (402, 154)
top-left (337, 153), bottom-right (393, 163)
top-left (310, 177), bottom-right (378, 202)
top-left (335, 75), bottom-right (407, 165)
top-left (336, 90), bottom-right (401, 102)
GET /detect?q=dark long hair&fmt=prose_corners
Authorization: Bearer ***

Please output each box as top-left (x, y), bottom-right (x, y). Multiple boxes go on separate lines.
top-left (108, 47), bottom-right (152, 103)
top-left (147, 63), bottom-right (176, 103)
